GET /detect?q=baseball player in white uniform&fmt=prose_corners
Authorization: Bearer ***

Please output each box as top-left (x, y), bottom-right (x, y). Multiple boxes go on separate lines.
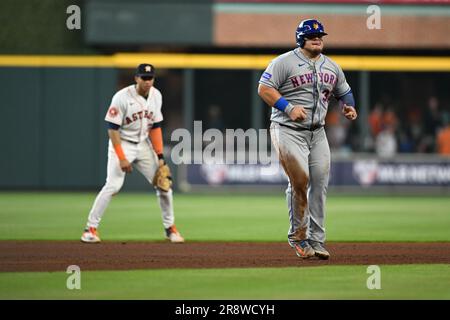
top-left (81, 63), bottom-right (184, 243)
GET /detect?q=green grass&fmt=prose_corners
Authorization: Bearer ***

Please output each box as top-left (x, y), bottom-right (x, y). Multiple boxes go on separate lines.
top-left (0, 192), bottom-right (449, 242)
top-left (0, 264), bottom-right (448, 300)
top-left (0, 192), bottom-right (449, 300)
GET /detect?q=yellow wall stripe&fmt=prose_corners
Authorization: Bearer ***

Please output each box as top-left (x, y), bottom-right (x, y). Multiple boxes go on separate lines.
top-left (0, 55), bottom-right (114, 67)
top-left (0, 54), bottom-right (449, 71)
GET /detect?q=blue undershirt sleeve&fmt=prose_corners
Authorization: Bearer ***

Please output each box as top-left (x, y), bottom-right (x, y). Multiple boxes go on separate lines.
top-left (338, 90), bottom-right (355, 108)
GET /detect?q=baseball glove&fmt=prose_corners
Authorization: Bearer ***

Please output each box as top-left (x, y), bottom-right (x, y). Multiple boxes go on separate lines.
top-left (153, 164), bottom-right (173, 192)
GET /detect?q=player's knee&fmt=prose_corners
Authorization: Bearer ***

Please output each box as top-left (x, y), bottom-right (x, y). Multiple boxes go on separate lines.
top-left (290, 187), bottom-right (308, 213)
top-left (291, 175), bottom-right (309, 195)
top-left (283, 158), bottom-right (309, 192)
top-left (104, 182), bottom-right (123, 195)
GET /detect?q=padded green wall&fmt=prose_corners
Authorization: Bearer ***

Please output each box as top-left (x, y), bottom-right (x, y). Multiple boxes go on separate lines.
top-left (0, 67), bottom-right (117, 188)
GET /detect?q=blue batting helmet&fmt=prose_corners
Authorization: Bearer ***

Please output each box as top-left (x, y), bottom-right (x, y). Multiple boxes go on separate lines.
top-left (295, 19), bottom-right (328, 48)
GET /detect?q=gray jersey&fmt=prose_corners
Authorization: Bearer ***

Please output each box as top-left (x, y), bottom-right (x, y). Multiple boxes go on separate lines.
top-left (259, 48), bottom-right (351, 130)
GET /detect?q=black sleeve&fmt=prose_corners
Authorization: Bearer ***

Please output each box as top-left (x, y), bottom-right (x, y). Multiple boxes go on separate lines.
top-left (106, 121), bottom-right (120, 130)
top-left (152, 121), bottom-right (163, 129)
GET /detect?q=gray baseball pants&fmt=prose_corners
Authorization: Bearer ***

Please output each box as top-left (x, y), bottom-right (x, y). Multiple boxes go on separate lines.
top-left (270, 122), bottom-right (330, 245)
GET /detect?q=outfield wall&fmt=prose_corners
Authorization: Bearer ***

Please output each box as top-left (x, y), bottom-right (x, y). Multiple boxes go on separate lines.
top-left (176, 153), bottom-right (450, 195)
top-left (0, 67), bottom-right (116, 189)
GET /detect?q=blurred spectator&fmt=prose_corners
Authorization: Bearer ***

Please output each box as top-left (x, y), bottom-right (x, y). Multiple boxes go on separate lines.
top-left (375, 125), bottom-right (397, 158)
top-left (325, 104), bottom-right (349, 152)
top-left (368, 102), bottom-right (399, 154)
top-left (424, 96), bottom-right (441, 134)
top-left (406, 105), bottom-right (423, 150)
top-left (397, 128), bottom-right (414, 153)
top-left (437, 112), bottom-right (450, 156)
top-left (418, 96), bottom-right (442, 153)
top-left (382, 106), bottom-right (398, 131)
top-left (368, 96), bottom-right (450, 155)
top-left (368, 102), bottom-right (383, 137)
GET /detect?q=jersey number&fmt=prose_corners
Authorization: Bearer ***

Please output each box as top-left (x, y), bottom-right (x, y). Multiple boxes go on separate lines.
top-left (322, 89), bottom-right (331, 102)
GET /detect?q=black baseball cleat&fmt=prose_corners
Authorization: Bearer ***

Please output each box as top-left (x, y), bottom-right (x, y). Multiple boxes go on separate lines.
top-left (309, 240), bottom-right (330, 260)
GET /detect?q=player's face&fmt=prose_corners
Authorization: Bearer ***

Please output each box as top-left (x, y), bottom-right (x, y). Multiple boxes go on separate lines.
top-left (135, 76), bottom-right (154, 94)
top-left (303, 34), bottom-right (324, 55)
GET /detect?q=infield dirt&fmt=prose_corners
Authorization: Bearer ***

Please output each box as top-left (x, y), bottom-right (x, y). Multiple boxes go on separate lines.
top-left (1, 241), bottom-right (449, 272)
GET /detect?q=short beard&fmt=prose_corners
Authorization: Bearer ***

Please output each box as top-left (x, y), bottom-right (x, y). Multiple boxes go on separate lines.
top-left (304, 46), bottom-right (322, 57)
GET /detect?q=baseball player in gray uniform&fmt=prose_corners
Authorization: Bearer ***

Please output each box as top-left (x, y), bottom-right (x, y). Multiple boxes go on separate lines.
top-left (258, 19), bottom-right (357, 259)
top-left (81, 63), bottom-right (184, 244)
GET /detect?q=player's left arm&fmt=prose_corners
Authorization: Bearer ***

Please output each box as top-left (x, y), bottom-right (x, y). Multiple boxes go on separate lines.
top-left (148, 89), bottom-right (165, 166)
top-left (149, 121), bottom-right (165, 166)
top-left (338, 91), bottom-right (357, 120)
top-left (333, 63), bottom-right (357, 121)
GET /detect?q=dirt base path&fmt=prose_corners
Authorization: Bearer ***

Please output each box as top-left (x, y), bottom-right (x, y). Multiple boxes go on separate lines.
top-left (1, 241), bottom-right (449, 272)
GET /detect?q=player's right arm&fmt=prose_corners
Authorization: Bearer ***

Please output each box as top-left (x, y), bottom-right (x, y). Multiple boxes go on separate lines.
top-left (105, 94), bottom-right (132, 173)
top-left (258, 57), bottom-right (307, 122)
top-left (257, 84), bottom-right (307, 121)
top-left (108, 127), bottom-right (132, 173)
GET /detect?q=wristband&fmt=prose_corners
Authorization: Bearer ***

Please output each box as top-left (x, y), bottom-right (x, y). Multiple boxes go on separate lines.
top-left (273, 97), bottom-right (289, 112)
top-left (285, 103), bottom-right (295, 116)
top-left (113, 144), bottom-right (126, 161)
top-left (157, 153), bottom-right (165, 165)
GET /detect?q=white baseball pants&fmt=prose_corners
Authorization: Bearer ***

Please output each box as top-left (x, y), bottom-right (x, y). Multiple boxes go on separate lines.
top-left (86, 139), bottom-right (175, 229)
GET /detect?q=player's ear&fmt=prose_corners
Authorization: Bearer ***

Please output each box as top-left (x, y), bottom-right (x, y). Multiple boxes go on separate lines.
top-left (134, 76), bottom-right (139, 83)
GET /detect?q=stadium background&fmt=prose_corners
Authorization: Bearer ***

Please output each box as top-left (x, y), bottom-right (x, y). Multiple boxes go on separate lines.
top-left (1, 0), bottom-right (450, 193)
top-left (0, 0), bottom-right (449, 301)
